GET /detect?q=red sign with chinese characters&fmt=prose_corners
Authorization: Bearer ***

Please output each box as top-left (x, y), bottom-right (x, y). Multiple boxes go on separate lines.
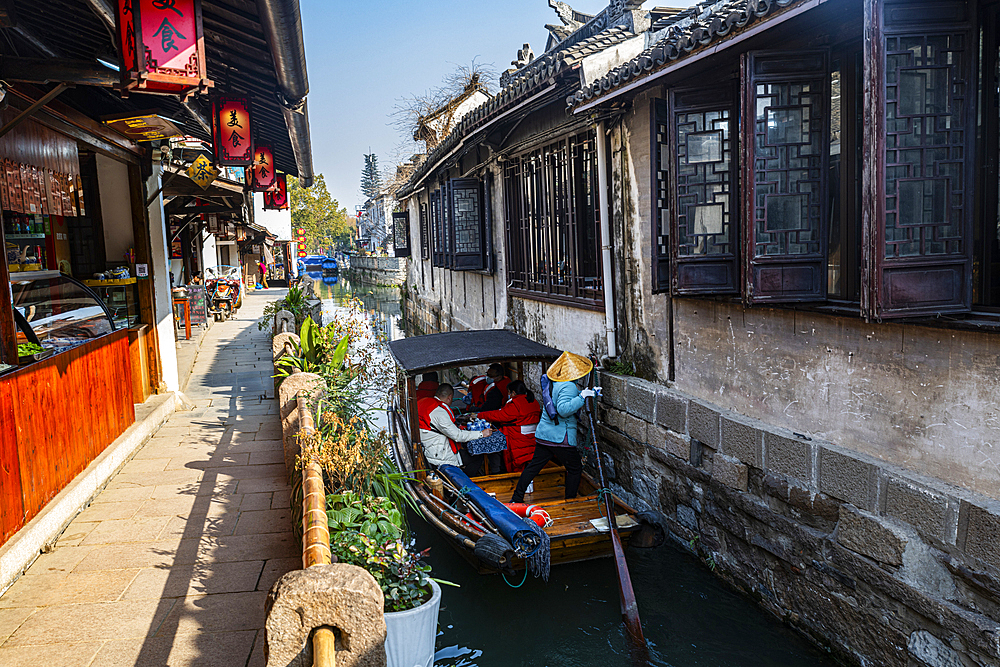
top-left (212, 95), bottom-right (252, 165)
top-left (115, 0), bottom-right (211, 96)
top-left (263, 174), bottom-right (288, 210)
top-left (249, 144), bottom-right (275, 191)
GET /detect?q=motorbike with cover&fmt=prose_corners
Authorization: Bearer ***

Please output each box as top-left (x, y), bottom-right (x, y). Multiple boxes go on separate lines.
top-left (205, 265), bottom-right (243, 321)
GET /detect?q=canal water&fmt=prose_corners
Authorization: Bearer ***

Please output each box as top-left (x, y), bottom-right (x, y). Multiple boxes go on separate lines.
top-left (318, 275), bottom-right (838, 667)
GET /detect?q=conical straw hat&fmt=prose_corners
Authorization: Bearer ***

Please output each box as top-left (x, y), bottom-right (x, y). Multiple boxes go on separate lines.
top-left (546, 351), bottom-right (593, 382)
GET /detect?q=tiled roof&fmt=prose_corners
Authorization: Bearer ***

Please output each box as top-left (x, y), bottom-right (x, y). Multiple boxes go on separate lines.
top-left (397, 20), bottom-right (636, 198)
top-left (560, 26), bottom-right (636, 66)
top-left (567, 0), bottom-right (807, 110)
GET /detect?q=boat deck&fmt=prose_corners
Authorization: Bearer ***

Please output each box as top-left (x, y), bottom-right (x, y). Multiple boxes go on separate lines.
top-left (467, 466), bottom-right (640, 566)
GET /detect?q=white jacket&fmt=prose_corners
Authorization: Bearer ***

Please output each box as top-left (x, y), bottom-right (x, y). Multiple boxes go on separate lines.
top-left (420, 404), bottom-right (484, 467)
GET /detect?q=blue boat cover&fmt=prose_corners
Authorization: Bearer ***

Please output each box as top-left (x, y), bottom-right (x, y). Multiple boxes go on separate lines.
top-left (438, 464), bottom-right (550, 580)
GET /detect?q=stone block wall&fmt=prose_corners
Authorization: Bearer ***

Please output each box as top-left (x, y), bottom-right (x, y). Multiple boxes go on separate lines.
top-left (595, 371), bottom-right (1000, 667)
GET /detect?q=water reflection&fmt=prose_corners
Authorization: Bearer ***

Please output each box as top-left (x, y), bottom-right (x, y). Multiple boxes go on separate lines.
top-left (320, 278), bottom-right (838, 667)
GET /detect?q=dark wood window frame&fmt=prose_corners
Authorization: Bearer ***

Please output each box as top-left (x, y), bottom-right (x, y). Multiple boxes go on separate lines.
top-left (503, 129), bottom-right (604, 310)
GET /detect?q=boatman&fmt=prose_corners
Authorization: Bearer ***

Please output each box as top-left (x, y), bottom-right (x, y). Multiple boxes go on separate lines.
top-left (510, 351), bottom-right (596, 503)
top-left (418, 384), bottom-right (491, 468)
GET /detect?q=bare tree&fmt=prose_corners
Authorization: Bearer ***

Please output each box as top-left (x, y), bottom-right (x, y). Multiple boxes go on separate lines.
top-left (389, 58), bottom-right (498, 153)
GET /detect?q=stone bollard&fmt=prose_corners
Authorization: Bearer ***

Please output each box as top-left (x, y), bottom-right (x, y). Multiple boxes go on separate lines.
top-left (274, 309), bottom-right (296, 335)
top-left (277, 372), bottom-right (325, 477)
top-left (265, 563), bottom-right (387, 667)
top-left (272, 333), bottom-right (300, 362)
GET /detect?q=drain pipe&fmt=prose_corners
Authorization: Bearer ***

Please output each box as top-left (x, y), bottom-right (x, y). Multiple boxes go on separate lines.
top-left (596, 120), bottom-right (617, 358)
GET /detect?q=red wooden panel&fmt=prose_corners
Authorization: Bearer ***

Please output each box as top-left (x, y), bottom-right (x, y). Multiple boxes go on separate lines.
top-left (0, 379), bottom-right (25, 545)
top-left (9, 331), bottom-right (134, 523)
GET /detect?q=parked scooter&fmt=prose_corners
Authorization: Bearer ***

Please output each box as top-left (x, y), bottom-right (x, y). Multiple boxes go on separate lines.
top-left (205, 265), bottom-right (243, 321)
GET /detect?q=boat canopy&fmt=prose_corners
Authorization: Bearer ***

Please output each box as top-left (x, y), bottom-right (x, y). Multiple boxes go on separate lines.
top-left (388, 330), bottom-right (561, 375)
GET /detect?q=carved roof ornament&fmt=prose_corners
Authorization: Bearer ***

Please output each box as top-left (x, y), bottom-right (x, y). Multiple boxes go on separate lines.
top-left (546, 0), bottom-right (593, 49)
top-left (512, 43), bottom-right (535, 69)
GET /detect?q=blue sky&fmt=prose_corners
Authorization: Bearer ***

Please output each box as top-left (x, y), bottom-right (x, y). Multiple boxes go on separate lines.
top-left (300, 0), bottom-right (612, 211)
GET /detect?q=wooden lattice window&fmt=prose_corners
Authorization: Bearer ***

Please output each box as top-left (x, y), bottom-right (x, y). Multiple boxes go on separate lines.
top-left (448, 178), bottom-right (487, 270)
top-left (744, 50), bottom-right (830, 303)
top-left (393, 211), bottom-right (410, 257)
top-left (503, 129), bottom-right (603, 306)
top-left (871, 0), bottom-right (974, 317)
top-left (670, 87), bottom-right (739, 294)
top-left (419, 201), bottom-right (429, 260)
top-left (652, 100), bottom-right (670, 293)
top-left (430, 189), bottom-right (443, 267)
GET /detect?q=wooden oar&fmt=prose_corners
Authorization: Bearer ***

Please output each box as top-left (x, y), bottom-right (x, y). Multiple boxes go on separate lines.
top-left (585, 367), bottom-right (649, 664)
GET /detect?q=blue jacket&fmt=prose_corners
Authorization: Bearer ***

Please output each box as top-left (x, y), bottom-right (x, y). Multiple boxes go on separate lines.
top-left (535, 380), bottom-right (585, 447)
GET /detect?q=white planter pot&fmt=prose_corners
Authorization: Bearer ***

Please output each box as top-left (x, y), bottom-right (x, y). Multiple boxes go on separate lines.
top-left (384, 579), bottom-right (442, 667)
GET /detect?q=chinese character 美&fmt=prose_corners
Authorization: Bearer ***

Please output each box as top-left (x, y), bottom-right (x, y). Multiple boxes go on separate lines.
top-left (152, 17), bottom-right (186, 53)
top-left (152, 0), bottom-right (184, 17)
top-left (226, 110), bottom-right (242, 128)
top-left (257, 152), bottom-right (268, 166)
top-left (229, 130), bottom-right (244, 148)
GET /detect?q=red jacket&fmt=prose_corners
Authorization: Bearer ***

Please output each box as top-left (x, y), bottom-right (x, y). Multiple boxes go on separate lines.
top-left (418, 396), bottom-right (458, 453)
top-left (478, 394), bottom-right (541, 472)
top-left (415, 380), bottom-right (438, 399)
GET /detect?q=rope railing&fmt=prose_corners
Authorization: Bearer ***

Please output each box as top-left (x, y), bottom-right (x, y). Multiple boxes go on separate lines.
top-left (296, 389), bottom-right (336, 667)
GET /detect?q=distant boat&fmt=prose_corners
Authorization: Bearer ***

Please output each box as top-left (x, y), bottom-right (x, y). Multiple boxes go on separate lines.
top-left (301, 255), bottom-right (326, 280)
top-left (322, 257), bottom-right (338, 277)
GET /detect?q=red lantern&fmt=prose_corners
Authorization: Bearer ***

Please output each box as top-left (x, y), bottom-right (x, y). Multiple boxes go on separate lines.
top-left (212, 95), bottom-right (253, 165)
top-left (115, 0), bottom-right (212, 96)
top-left (250, 144), bottom-right (275, 191)
top-left (263, 174), bottom-right (288, 210)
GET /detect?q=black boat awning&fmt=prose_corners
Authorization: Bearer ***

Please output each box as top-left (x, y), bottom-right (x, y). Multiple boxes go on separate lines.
top-left (388, 330), bottom-right (561, 376)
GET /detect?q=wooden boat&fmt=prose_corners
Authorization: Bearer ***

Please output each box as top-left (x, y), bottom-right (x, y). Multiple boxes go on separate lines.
top-left (386, 330), bottom-right (652, 574)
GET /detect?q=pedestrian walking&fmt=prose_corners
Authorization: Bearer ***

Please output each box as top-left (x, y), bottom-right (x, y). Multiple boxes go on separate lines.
top-left (258, 259), bottom-right (269, 289)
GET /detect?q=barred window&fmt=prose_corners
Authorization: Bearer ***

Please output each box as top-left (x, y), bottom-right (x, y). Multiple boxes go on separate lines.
top-left (503, 130), bottom-right (603, 307)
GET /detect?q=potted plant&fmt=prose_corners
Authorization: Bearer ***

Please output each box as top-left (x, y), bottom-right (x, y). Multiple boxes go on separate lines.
top-left (328, 493), bottom-right (443, 667)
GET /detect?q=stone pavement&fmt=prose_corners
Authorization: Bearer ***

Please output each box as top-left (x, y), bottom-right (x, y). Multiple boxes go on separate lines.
top-left (0, 290), bottom-right (299, 667)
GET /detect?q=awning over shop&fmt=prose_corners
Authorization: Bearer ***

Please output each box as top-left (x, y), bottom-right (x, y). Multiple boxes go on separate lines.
top-left (4, 0), bottom-right (313, 185)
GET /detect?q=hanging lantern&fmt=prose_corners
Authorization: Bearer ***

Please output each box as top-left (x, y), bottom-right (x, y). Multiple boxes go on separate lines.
top-left (263, 174), bottom-right (288, 210)
top-left (212, 95), bottom-right (253, 165)
top-left (115, 0), bottom-right (212, 96)
top-left (249, 144), bottom-right (275, 191)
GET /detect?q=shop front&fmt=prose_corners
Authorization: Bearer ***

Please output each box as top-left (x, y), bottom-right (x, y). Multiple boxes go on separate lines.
top-left (0, 91), bottom-right (156, 547)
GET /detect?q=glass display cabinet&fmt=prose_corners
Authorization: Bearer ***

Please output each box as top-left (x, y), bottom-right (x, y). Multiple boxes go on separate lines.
top-left (82, 278), bottom-right (140, 330)
top-left (10, 271), bottom-right (116, 361)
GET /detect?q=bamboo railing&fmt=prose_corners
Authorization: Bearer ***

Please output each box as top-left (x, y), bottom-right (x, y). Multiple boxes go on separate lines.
top-left (297, 389), bottom-right (336, 667)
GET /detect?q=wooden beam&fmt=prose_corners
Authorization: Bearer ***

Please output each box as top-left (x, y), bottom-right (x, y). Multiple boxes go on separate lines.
top-left (0, 222), bottom-right (15, 365)
top-left (165, 203), bottom-right (240, 216)
top-left (861, 0), bottom-right (883, 320)
top-left (0, 57), bottom-right (117, 87)
top-left (128, 162), bottom-right (161, 395)
top-left (0, 83), bottom-right (70, 140)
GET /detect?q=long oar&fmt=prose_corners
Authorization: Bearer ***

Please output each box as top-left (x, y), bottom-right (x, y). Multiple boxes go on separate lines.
top-left (585, 370), bottom-right (648, 664)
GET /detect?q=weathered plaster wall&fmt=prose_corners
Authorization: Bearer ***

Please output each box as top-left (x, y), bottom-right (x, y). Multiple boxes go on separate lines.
top-left (672, 298), bottom-right (1000, 501)
top-left (611, 88), bottom-right (670, 379)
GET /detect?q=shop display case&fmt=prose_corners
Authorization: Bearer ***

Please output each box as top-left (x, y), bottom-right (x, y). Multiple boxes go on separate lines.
top-left (10, 271), bottom-right (116, 362)
top-left (83, 278), bottom-right (140, 329)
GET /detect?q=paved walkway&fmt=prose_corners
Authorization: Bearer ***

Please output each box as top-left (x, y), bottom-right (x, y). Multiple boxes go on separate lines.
top-left (0, 290), bottom-right (299, 667)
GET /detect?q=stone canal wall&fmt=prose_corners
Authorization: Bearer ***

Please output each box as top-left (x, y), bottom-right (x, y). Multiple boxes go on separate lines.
top-left (344, 256), bottom-right (407, 286)
top-left (595, 370), bottom-right (1000, 667)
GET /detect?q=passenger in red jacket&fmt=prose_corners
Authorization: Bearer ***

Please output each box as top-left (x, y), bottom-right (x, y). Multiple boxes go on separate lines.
top-left (414, 372), bottom-right (439, 399)
top-left (477, 380), bottom-right (542, 473)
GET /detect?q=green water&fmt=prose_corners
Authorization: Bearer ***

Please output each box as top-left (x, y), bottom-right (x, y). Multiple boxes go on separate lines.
top-left (319, 275), bottom-right (839, 667)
